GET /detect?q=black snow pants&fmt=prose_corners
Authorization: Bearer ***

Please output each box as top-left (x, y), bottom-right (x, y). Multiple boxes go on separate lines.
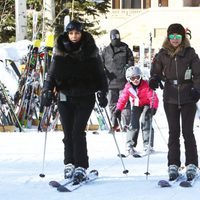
top-left (58, 94), bottom-right (95, 169)
top-left (164, 102), bottom-right (198, 167)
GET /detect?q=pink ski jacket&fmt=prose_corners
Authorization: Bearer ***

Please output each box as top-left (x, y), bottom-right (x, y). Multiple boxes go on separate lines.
top-left (116, 80), bottom-right (159, 111)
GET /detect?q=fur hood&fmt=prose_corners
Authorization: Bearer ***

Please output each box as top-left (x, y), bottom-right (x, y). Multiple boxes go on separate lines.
top-left (54, 31), bottom-right (98, 60)
top-left (162, 37), bottom-right (191, 57)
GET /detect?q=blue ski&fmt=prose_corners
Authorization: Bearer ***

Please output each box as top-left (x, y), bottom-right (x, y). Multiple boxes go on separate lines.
top-left (57, 169), bottom-right (98, 192)
top-left (179, 174), bottom-right (199, 187)
top-left (49, 177), bottom-right (73, 188)
top-left (158, 174), bottom-right (184, 187)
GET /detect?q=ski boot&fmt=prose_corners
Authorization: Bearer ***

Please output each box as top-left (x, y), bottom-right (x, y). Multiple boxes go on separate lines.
top-left (186, 164), bottom-right (197, 181)
top-left (128, 145), bottom-right (136, 155)
top-left (168, 164), bottom-right (179, 181)
top-left (73, 167), bottom-right (87, 185)
top-left (128, 145), bottom-right (141, 158)
top-left (64, 163), bottom-right (75, 179)
top-left (143, 145), bottom-right (154, 154)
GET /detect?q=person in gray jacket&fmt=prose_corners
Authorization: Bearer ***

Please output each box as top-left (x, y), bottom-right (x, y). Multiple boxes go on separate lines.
top-left (101, 29), bottom-right (134, 131)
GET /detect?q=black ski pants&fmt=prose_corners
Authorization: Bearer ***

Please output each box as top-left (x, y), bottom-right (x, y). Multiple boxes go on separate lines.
top-left (164, 102), bottom-right (198, 167)
top-left (58, 94), bottom-right (95, 169)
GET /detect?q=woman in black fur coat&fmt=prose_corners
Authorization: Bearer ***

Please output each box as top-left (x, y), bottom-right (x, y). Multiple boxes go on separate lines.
top-left (42, 20), bottom-right (108, 182)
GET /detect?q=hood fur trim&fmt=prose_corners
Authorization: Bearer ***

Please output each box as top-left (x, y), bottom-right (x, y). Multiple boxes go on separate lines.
top-left (162, 37), bottom-right (190, 57)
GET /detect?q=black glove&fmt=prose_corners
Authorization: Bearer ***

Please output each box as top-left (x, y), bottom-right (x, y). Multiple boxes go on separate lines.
top-left (97, 92), bottom-right (108, 108)
top-left (113, 109), bottom-right (121, 129)
top-left (104, 68), bottom-right (116, 81)
top-left (149, 75), bottom-right (163, 90)
top-left (190, 88), bottom-right (200, 102)
top-left (41, 90), bottom-right (53, 107)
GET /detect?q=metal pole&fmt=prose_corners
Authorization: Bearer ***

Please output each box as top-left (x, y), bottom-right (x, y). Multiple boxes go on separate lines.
top-left (103, 107), bottom-right (129, 174)
top-left (39, 106), bottom-right (51, 178)
top-left (144, 91), bottom-right (155, 179)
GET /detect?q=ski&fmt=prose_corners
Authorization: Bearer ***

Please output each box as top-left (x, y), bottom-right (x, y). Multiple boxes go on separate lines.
top-left (139, 149), bottom-right (155, 157)
top-left (0, 80), bottom-right (23, 132)
top-left (57, 169), bottom-right (98, 192)
top-left (132, 153), bottom-right (142, 158)
top-left (118, 152), bottom-right (142, 158)
top-left (49, 177), bottom-right (73, 188)
top-left (179, 174), bottom-right (199, 187)
top-left (158, 174), bottom-right (184, 187)
top-left (117, 150), bottom-right (155, 158)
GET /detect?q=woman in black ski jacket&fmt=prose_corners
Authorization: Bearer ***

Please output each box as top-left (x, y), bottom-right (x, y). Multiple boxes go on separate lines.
top-left (42, 20), bottom-right (108, 182)
top-left (149, 23), bottom-right (200, 181)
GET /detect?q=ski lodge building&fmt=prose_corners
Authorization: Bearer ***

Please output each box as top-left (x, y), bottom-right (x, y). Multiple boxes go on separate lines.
top-left (97, 0), bottom-right (200, 59)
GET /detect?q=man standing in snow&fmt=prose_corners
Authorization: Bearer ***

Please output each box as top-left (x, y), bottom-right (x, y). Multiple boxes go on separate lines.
top-left (101, 29), bottom-right (134, 131)
top-left (149, 23), bottom-right (200, 181)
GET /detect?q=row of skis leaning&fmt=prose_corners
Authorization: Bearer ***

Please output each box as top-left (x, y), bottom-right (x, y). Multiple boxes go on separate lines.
top-left (0, 34), bottom-right (109, 133)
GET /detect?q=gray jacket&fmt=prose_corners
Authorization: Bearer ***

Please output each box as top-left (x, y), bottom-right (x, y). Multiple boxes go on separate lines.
top-left (101, 42), bottom-right (134, 90)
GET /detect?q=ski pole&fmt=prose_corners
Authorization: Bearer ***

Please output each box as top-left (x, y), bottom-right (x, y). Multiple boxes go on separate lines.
top-left (95, 101), bottom-right (109, 130)
top-left (103, 107), bottom-right (129, 174)
top-left (39, 106), bottom-right (51, 178)
top-left (144, 90), bottom-right (155, 179)
top-left (153, 118), bottom-right (167, 145)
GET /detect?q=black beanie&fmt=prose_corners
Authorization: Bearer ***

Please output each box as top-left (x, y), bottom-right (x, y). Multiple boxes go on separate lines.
top-left (167, 23), bottom-right (185, 39)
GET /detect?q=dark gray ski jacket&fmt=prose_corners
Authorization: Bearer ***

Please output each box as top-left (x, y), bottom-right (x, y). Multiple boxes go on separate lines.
top-left (101, 42), bottom-right (134, 90)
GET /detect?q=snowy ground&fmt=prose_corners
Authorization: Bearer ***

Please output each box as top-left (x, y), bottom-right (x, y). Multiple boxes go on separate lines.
top-left (1, 41), bottom-right (200, 199)
top-left (1, 89), bottom-right (200, 200)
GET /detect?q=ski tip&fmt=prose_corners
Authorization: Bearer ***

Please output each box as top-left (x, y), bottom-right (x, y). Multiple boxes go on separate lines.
top-left (117, 153), bottom-right (126, 158)
top-left (39, 173), bottom-right (45, 178)
top-left (132, 154), bottom-right (142, 158)
top-left (89, 169), bottom-right (99, 176)
top-left (49, 180), bottom-right (61, 188)
top-left (158, 180), bottom-right (171, 187)
top-left (179, 181), bottom-right (192, 187)
top-left (123, 169), bottom-right (129, 174)
top-left (57, 185), bottom-right (71, 192)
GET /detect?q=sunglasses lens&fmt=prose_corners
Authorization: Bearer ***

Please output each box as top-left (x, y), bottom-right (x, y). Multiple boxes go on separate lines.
top-left (169, 34), bottom-right (174, 39)
top-left (176, 34), bottom-right (182, 40)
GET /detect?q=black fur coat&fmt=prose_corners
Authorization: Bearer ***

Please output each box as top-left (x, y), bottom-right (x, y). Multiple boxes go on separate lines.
top-left (44, 31), bottom-right (108, 97)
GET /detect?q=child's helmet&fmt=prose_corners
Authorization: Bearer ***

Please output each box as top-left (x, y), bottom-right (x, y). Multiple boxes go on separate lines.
top-left (126, 66), bottom-right (142, 82)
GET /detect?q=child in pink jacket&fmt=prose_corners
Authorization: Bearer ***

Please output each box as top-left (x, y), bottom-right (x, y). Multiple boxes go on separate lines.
top-left (113, 66), bottom-right (159, 156)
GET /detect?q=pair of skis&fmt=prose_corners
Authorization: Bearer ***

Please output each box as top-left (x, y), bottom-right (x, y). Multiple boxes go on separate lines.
top-left (49, 170), bottom-right (98, 192)
top-left (158, 173), bottom-right (199, 188)
top-left (118, 149), bottom-right (155, 158)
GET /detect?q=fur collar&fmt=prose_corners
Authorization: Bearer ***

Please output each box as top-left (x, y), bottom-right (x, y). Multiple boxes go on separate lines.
top-left (162, 37), bottom-right (190, 57)
top-left (55, 31), bottom-right (98, 59)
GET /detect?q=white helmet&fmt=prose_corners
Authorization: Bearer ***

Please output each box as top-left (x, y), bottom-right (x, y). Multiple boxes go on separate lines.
top-left (125, 66), bottom-right (142, 82)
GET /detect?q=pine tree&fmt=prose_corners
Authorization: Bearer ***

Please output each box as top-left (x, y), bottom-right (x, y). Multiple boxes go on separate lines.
top-left (0, 0), bottom-right (110, 42)
top-left (55, 0), bottom-right (110, 35)
top-left (0, 0), bottom-right (15, 42)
